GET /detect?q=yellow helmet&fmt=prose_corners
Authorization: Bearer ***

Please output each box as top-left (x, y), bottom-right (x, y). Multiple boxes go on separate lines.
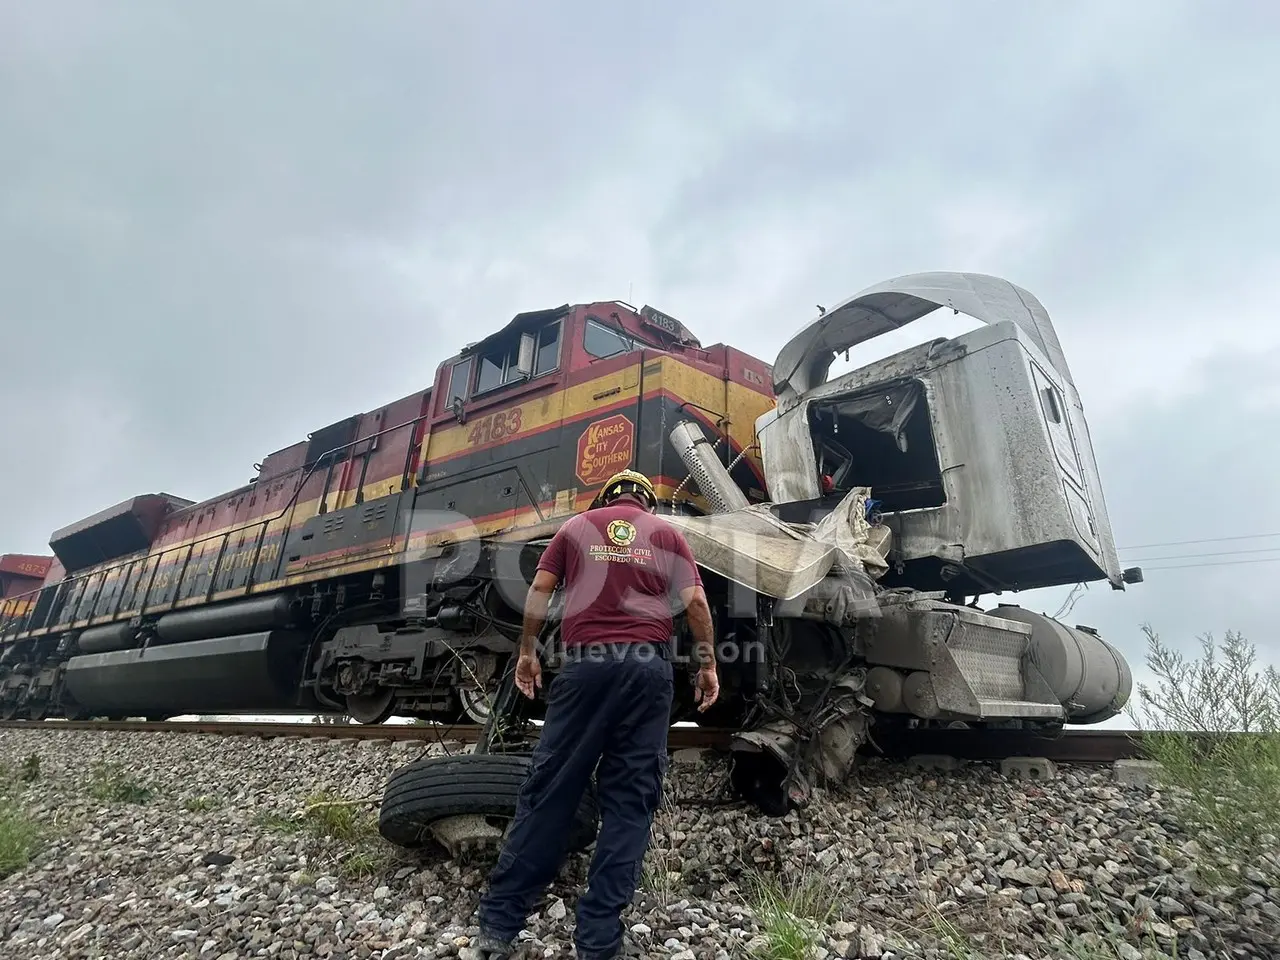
top-left (591, 469), bottom-right (658, 510)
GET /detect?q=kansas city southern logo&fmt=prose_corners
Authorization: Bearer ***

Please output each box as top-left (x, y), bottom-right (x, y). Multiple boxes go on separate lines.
top-left (606, 519), bottom-right (637, 546)
top-left (575, 413), bottom-right (634, 486)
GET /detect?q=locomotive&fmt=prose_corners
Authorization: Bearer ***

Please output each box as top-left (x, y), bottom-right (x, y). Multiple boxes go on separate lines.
top-left (0, 271), bottom-right (1142, 828)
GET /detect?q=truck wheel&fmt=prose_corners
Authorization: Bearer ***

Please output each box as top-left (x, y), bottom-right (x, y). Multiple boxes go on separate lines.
top-left (378, 753), bottom-right (599, 856)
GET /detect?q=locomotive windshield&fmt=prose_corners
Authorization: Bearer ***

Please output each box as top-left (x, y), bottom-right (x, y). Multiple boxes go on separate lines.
top-left (583, 315), bottom-right (655, 360)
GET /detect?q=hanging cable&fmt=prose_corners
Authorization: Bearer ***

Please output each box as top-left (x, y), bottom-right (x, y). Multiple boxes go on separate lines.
top-left (1117, 531), bottom-right (1280, 551)
top-left (1122, 545), bottom-right (1280, 563)
top-left (1139, 556), bottom-right (1280, 571)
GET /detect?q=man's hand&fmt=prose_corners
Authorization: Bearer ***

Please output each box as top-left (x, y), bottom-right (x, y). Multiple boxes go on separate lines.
top-left (514, 647), bottom-right (542, 699)
top-left (694, 664), bottom-right (719, 711)
top-left (677, 582), bottom-right (719, 712)
top-left (515, 568), bottom-right (558, 700)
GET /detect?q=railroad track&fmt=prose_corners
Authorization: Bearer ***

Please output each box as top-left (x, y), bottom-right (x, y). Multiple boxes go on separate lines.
top-left (0, 718), bottom-right (1164, 764)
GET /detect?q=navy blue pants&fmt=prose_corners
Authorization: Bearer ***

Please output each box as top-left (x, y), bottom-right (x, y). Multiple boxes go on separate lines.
top-left (478, 641), bottom-right (673, 959)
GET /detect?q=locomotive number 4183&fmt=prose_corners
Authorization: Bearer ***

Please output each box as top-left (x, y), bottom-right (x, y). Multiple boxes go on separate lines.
top-left (467, 408), bottom-right (524, 446)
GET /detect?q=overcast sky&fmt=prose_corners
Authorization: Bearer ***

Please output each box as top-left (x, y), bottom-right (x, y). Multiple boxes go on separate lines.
top-left (3, 2), bottom-right (1279, 707)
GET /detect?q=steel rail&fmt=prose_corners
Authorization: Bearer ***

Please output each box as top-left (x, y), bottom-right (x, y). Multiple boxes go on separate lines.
top-left (0, 719), bottom-right (1233, 763)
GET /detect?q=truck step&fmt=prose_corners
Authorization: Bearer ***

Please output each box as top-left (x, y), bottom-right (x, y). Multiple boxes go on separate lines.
top-left (970, 698), bottom-right (1064, 720)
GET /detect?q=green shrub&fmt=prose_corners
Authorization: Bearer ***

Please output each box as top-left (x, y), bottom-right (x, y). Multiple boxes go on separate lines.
top-left (1130, 625), bottom-right (1280, 880)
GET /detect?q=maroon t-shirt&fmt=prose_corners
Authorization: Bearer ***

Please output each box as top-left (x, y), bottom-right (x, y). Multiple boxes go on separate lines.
top-left (536, 502), bottom-right (703, 648)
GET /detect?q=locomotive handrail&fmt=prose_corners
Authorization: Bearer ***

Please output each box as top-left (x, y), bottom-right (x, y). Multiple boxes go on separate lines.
top-left (0, 411), bottom-right (431, 643)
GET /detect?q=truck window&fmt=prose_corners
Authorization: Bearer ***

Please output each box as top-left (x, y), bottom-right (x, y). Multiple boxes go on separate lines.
top-left (475, 320), bottom-right (563, 395)
top-left (584, 317), bottom-right (644, 360)
top-left (807, 379), bottom-right (945, 512)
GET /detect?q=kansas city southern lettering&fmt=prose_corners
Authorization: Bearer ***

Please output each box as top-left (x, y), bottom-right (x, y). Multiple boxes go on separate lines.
top-left (575, 414), bottom-right (634, 486)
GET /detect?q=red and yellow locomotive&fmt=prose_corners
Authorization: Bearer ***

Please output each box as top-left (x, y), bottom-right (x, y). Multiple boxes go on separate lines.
top-left (0, 300), bottom-right (774, 722)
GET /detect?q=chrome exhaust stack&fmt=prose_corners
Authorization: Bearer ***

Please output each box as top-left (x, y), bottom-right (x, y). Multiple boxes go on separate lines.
top-left (668, 420), bottom-right (751, 514)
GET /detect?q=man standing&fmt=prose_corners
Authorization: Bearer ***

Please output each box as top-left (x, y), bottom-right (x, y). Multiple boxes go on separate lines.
top-left (471, 469), bottom-right (719, 960)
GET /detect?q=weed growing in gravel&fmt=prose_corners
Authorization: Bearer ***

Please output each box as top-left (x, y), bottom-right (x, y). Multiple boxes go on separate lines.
top-left (1130, 625), bottom-right (1280, 881)
top-left (745, 864), bottom-right (838, 960)
top-left (258, 791), bottom-right (399, 880)
top-left (300, 792), bottom-right (372, 843)
top-left (87, 762), bottom-right (153, 804)
top-left (20, 754), bottom-right (40, 782)
top-left (183, 795), bottom-right (218, 813)
top-left (0, 765), bottom-right (43, 879)
top-left (918, 902), bottom-right (1182, 960)
top-left (1052, 922), bottom-right (1180, 959)
top-left (640, 805), bottom-right (682, 905)
top-left (0, 797), bottom-right (42, 879)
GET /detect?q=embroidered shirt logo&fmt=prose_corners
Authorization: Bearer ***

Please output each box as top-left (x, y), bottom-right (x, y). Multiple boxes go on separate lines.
top-left (606, 519), bottom-right (637, 547)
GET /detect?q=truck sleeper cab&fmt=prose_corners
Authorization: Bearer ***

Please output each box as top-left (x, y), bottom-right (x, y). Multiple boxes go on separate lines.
top-left (759, 272), bottom-right (1141, 598)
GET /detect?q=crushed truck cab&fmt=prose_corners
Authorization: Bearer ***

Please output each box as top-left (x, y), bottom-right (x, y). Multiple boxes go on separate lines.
top-left (762, 271), bottom-right (1128, 593)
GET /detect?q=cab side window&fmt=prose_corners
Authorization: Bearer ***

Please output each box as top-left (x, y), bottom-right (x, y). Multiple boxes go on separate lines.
top-left (475, 320), bottom-right (563, 395)
top-left (447, 358), bottom-right (472, 406)
top-left (583, 317), bottom-right (642, 360)
top-left (534, 321), bottom-right (561, 376)
top-left (476, 343), bottom-right (515, 394)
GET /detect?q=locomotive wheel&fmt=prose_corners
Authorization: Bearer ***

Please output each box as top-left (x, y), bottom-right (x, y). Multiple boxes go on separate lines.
top-left (457, 684), bottom-right (495, 724)
top-left (378, 753), bottom-right (598, 856)
top-left (346, 690), bottom-right (397, 725)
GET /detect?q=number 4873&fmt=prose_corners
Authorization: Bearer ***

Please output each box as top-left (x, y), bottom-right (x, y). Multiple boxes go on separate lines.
top-left (467, 409), bottom-right (523, 445)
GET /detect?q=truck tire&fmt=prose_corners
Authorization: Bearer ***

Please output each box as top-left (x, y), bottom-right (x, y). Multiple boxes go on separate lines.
top-left (378, 753), bottom-right (599, 853)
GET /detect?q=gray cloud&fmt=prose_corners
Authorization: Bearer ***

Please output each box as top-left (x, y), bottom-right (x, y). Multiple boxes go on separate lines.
top-left (3, 2), bottom-right (1278, 681)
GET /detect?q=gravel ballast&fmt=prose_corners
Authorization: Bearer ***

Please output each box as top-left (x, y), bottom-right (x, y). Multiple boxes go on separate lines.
top-left (1, 727), bottom-right (1277, 960)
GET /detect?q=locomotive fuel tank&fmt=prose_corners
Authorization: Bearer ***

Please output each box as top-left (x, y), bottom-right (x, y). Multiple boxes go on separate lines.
top-left (63, 630), bottom-right (310, 716)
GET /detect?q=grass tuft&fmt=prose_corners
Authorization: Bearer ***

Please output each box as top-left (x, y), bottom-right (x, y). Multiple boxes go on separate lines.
top-left (0, 763), bottom-right (43, 879)
top-left (87, 762), bottom-right (153, 804)
top-left (745, 864), bottom-right (839, 960)
top-left (0, 790), bottom-right (42, 880)
top-left (257, 790), bottom-right (395, 879)
top-left (640, 805), bottom-right (683, 905)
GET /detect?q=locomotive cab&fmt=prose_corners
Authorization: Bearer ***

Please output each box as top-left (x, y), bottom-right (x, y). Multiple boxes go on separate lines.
top-left (411, 303), bottom-right (677, 546)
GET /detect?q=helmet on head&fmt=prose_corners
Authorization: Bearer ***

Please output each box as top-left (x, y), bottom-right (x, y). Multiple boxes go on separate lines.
top-left (590, 469), bottom-right (658, 511)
